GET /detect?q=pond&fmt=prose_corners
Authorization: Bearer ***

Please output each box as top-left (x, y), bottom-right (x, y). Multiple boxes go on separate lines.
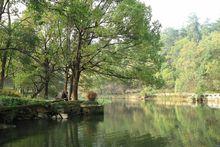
top-left (0, 100), bottom-right (220, 147)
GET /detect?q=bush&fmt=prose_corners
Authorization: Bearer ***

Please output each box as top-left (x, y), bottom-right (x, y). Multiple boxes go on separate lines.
top-left (141, 86), bottom-right (156, 98)
top-left (0, 96), bottom-right (48, 107)
top-left (0, 89), bottom-right (21, 97)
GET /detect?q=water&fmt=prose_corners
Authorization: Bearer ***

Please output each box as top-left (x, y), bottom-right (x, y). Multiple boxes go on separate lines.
top-left (0, 100), bottom-right (220, 147)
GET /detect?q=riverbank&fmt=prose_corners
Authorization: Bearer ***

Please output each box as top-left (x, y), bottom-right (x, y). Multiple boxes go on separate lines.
top-left (1, 100), bottom-right (219, 147)
top-left (102, 92), bottom-right (220, 101)
top-left (0, 97), bottom-right (106, 125)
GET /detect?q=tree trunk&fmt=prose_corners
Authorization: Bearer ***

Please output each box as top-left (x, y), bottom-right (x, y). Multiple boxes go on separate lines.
top-left (0, 0), bottom-right (6, 21)
top-left (0, 2), bottom-right (11, 89)
top-left (0, 1), bottom-right (3, 21)
top-left (0, 50), bottom-right (7, 89)
top-left (66, 19), bottom-right (72, 100)
top-left (44, 80), bottom-right (49, 99)
top-left (68, 71), bottom-right (74, 101)
top-left (44, 68), bottom-right (50, 99)
top-left (43, 58), bottom-right (50, 99)
top-left (71, 31), bottom-right (82, 101)
top-left (32, 84), bottom-right (44, 98)
top-left (64, 67), bottom-right (68, 92)
top-left (72, 71), bottom-right (80, 101)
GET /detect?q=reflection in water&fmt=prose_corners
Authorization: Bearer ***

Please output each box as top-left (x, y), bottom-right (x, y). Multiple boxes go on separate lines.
top-left (0, 100), bottom-right (220, 147)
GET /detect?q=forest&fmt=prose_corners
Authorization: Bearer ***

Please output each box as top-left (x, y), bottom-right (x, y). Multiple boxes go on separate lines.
top-left (0, 0), bottom-right (219, 100)
top-left (161, 14), bottom-right (220, 94)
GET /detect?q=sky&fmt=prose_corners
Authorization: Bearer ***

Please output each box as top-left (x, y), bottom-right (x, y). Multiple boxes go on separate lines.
top-left (141, 0), bottom-right (220, 29)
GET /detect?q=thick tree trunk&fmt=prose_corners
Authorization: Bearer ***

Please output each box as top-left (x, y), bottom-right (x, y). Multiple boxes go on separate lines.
top-left (32, 85), bottom-right (44, 98)
top-left (0, 50), bottom-right (7, 89)
top-left (64, 67), bottom-right (68, 92)
top-left (44, 80), bottom-right (49, 99)
top-left (0, 1), bottom-right (3, 21)
top-left (0, 2), bottom-right (11, 89)
top-left (43, 58), bottom-right (50, 99)
top-left (71, 31), bottom-right (82, 101)
top-left (66, 20), bottom-right (72, 100)
top-left (0, 0), bottom-right (6, 21)
top-left (72, 71), bottom-right (80, 101)
top-left (68, 71), bottom-right (74, 101)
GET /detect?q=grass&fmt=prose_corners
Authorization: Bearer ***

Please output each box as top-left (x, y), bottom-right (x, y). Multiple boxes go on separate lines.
top-left (0, 89), bottom-right (112, 107)
top-left (0, 95), bottom-right (111, 107)
top-left (0, 96), bottom-right (50, 107)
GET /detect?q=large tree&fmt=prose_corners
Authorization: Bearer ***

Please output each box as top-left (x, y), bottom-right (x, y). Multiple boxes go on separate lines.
top-left (52, 0), bottom-right (162, 100)
top-left (0, 0), bottom-right (163, 99)
top-left (0, 0), bottom-right (12, 89)
top-left (186, 14), bottom-right (202, 43)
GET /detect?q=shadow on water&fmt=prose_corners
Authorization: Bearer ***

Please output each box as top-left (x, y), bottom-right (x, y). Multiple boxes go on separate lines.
top-left (0, 100), bottom-right (220, 147)
top-left (0, 117), bottom-right (168, 147)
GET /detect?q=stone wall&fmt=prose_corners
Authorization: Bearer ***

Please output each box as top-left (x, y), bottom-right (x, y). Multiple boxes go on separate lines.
top-left (0, 101), bottom-right (104, 124)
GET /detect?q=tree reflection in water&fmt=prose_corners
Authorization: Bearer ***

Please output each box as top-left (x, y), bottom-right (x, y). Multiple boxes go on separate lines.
top-left (0, 100), bottom-right (219, 147)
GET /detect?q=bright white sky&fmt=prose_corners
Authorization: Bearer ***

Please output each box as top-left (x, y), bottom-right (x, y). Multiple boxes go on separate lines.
top-left (141, 0), bottom-right (220, 29)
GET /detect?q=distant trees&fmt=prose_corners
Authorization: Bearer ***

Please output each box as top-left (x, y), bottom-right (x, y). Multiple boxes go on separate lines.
top-left (161, 14), bottom-right (220, 93)
top-left (186, 14), bottom-right (202, 43)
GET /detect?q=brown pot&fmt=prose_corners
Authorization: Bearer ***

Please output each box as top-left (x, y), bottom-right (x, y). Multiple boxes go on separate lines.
top-left (87, 91), bottom-right (97, 101)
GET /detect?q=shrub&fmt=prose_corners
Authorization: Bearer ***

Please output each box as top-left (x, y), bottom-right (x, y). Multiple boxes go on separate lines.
top-left (86, 91), bottom-right (97, 101)
top-left (141, 86), bottom-right (156, 98)
top-left (0, 96), bottom-right (48, 107)
top-left (0, 89), bottom-right (21, 97)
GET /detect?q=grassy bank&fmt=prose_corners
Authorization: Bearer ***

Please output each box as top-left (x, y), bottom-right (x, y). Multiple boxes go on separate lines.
top-left (0, 95), bottom-right (111, 107)
top-left (0, 96), bottom-right (50, 107)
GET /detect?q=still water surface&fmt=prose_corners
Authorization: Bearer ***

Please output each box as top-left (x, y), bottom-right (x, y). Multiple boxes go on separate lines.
top-left (0, 100), bottom-right (220, 147)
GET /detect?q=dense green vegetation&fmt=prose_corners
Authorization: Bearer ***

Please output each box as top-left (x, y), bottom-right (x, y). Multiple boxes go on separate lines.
top-left (0, 0), bottom-right (163, 100)
top-left (0, 96), bottom-right (47, 107)
top-left (0, 95), bottom-right (110, 107)
top-left (161, 14), bottom-right (220, 93)
top-left (0, 1), bottom-right (219, 100)
top-left (1, 1), bottom-right (219, 147)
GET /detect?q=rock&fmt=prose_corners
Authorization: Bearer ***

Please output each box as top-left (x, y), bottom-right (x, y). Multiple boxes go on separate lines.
top-left (80, 105), bottom-right (104, 115)
top-left (64, 103), bottom-right (82, 119)
top-left (0, 100), bottom-right (104, 123)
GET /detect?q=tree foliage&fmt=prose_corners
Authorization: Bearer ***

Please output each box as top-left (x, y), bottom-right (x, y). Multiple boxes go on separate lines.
top-left (0, 0), bottom-right (163, 99)
top-left (161, 15), bottom-right (220, 93)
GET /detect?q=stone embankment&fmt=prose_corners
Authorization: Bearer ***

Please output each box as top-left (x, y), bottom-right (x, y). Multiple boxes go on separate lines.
top-left (0, 100), bottom-right (104, 124)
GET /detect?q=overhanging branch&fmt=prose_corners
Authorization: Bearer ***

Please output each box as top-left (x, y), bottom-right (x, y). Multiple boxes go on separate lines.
top-left (0, 47), bottom-right (41, 63)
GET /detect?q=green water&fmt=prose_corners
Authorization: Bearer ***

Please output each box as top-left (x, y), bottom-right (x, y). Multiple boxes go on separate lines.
top-left (0, 101), bottom-right (220, 147)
